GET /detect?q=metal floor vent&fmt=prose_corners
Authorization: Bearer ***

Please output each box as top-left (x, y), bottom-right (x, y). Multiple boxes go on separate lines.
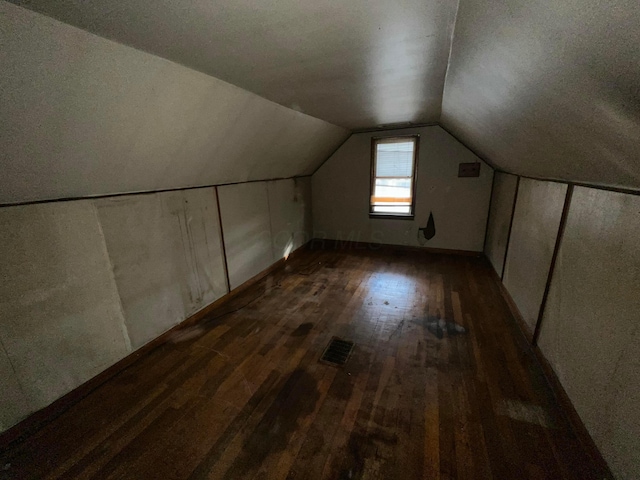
top-left (320, 337), bottom-right (354, 366)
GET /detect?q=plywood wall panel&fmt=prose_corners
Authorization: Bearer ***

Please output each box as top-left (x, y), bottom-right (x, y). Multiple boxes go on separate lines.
top-left (95, 188), bottom-right (227, 349)
top-left (0, 202), bottom-right (130, 415)
top-left (537, 187), bottom-right (640, 480)
top-left (484, 173), bottom-right (518, 275)
top-left (218, 183), bottom-right (274, 290)
top-left (502, 179), bottom-right (567, 332)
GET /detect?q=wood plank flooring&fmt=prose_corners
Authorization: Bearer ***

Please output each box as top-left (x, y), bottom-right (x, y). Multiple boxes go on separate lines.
top-left (0, 246), bottom-right (611, 479)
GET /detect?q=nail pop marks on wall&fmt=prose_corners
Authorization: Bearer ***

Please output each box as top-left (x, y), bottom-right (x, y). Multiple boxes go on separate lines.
top-left (458, 162), bottom-right (481, 177)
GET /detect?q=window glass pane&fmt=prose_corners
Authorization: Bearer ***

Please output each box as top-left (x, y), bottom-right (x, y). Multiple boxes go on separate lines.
top-left (375, 141), bottom-right (414, 177)
top-left (372, 205), bottom-right (412, 214)
top-left (370, 136), bottom-right (417, 216)
top-left (372, 178), bottom-right (411, 203)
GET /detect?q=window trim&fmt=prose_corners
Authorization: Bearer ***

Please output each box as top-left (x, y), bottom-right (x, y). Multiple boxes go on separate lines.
top-left (369, 134), bottom-right (420, 219)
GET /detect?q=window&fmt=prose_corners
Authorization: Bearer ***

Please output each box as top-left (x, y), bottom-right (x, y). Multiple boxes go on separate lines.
top-left (370, 135), bottom-right (419, 217)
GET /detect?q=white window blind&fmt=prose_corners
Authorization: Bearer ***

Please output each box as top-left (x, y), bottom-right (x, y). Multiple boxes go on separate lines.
top-left (371, 137), bottom-right (417, 216)
top-left (375, 141), bottom-right (414, 177)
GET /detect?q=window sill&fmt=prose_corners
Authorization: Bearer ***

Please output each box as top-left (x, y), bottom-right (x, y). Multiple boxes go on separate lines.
top-left (369, 213), bottom-right (415, 220)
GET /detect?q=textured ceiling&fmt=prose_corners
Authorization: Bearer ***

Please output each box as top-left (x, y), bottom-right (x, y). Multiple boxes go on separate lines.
top-left (11, 0), bottom-right (457, 130)
top-left (441, 0), bottom-right (640, 190)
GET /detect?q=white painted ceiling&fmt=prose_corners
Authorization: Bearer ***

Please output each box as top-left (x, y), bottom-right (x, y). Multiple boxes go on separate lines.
top-left (5, 0), bottom-right (640, 191)
top-left (10, 0), bottom-right (457, 130)
top-left (0, 2), bottom-right (348, 204)
top-left (442, 0), bottom-right (640, 190)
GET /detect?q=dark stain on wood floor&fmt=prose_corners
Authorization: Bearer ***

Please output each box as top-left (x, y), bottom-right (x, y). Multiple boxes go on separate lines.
top-left (291, 322), bottom-right (314, 337)
top-left (0, 246), bottom-right (611, 479)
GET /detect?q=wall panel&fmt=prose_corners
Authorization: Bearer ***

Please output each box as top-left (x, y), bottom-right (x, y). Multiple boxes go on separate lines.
top-left (503, 179), bottom-right (567, 332)
top-left (537, 187), bottom-right (640, 479)
top-left (218, 183), bottom-right (274, 290)
top-left (484, 172), bottom-right (518, 275)
top-left (95, 188), bottom-right (227, 349)
top-left (0, 201), bottom-right (130, 419)
top-left (267, 179), bottom-right (306, 260)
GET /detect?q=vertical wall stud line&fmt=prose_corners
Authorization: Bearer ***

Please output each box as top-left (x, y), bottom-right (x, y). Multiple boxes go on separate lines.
top-left (482, 170), bottom-right (497, 253)
top-left (214, 186), bottom-right (231, 294)
top-left (532, 184), bottom-right (574, 346)
top-left (501, 175), bottom-right (520, 280)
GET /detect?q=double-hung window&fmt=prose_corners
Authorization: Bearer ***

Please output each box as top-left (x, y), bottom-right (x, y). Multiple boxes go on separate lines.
top-left (369, 136), bottom-right (419, 218)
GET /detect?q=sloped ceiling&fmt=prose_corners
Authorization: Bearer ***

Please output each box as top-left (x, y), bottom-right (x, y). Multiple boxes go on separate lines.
top-left (3, 0), bottom-right (640, 197)
top-left (441, 0), bottom-right (640, 190)
top-left (0, 2), bottom-right (349, 205)
top-left (9, 0), bottom-right (458, 130)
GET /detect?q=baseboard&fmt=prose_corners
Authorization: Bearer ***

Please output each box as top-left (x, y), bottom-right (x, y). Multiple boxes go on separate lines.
top-left (0, 240), bottom-right (311, 450)
top-left (484, 255), bottom-right (614, 479)
top-left (309, 238), bottom-right (482, 257)
top-left (486, 260), bottom-right (534, 343)
top-left (531, 344), bottom-right (614, 478)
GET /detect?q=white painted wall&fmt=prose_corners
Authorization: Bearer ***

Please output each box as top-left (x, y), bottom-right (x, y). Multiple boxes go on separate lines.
top-left (503, 179), bottom-right (567, 332)
top-left (0, 178), bottom-right (311, 433)
top-left (0, 1), bottom-right (349, 205)
top-left (537, 187), bottom-right (640, 480)
top-left (484, 172), bottom-right (518, 275)
top-left (218, 178), bottom-right (313, 290)
top-left (218, 183), bottom-right (274, 291)
top-left (267, 179), bottom-right (311, 260)
top-left (491, 179), bottom-right (640, 479)
top-left (0, 201), bottom-right (130, 427)
top-left (312, 126), bottom-right (493, 251)
top-left (95, 189), bottom-right (228, 349)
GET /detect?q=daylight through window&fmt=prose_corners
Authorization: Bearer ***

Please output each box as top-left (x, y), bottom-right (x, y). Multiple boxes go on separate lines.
top-left (370, 136), bottom-right (419, 217)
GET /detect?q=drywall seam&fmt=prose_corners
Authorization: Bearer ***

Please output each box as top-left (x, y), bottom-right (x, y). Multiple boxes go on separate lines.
top-left (501, 176), bottom-right (521, 279)
top-left (532, 184), bottom-right (574, 345)
top-left (214, 187), bottom-right (231, 294)
top-left (439, 0), bottom-right (462, 118)
top-left (0, 174), bottom-right (315, 209)
top-left (311, 134), bottom-right (353, 176)
top-left (482, 171), bottom-right (497, 252)
top-left (91, 202), bottom-right (132, 353)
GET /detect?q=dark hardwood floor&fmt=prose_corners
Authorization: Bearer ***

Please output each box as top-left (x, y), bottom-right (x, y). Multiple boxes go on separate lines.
top-left (0, 246), bottom-right (610, 479)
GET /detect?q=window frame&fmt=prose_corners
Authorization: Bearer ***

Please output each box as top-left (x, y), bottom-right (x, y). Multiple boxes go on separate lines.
top-left (369, 134), bottom-right (420, 219)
